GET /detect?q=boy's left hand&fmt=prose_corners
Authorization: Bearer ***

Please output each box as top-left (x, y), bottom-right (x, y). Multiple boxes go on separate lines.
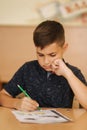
top-left (51, 59), bottom-right (70, 77)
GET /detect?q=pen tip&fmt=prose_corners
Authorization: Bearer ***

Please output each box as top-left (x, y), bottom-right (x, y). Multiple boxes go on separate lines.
top-left (17, 84), bottom-right (19, 87)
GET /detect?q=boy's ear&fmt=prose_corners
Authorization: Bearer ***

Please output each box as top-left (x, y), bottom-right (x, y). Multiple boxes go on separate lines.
top-left (62, 43), bottom-right (68, 51)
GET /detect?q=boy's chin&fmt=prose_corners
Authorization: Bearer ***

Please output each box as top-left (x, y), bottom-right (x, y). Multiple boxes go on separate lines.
top-left (44, 68), bottom-right (52, 72)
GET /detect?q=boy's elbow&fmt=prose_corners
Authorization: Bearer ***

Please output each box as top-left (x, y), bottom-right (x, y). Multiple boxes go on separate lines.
top-left (0, 89), bottom-right (11, 105)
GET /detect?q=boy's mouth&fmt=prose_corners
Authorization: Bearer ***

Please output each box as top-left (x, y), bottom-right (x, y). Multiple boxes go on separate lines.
top-left (43, 65), bottom-right (52, 71)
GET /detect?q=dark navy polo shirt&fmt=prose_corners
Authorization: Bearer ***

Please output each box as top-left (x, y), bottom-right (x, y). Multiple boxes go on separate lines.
top-left (4, 60), bottom-right (87, 108)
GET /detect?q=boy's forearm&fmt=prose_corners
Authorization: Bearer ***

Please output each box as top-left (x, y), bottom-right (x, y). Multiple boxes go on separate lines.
top-left (65, 68), bottom-right (86, 95)
top-left (65, 68), bottom-right (87, 109)
top-left (0, 93), bottom-right (19, 109)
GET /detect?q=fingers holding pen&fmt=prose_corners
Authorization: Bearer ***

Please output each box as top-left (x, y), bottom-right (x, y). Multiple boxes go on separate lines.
top-left (15, 97), bottom-right (39, 111)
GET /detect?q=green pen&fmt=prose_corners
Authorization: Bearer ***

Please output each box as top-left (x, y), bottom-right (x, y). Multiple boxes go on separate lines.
top-left (17, 84), bottom-right (41, 110)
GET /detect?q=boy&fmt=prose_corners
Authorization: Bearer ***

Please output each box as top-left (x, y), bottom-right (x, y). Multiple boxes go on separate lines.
top-left (0, 20), bottom-right (87, 111)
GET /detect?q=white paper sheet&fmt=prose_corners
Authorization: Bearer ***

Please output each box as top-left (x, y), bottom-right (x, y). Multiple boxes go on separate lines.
top-left (11, 109), bottom-right (72, 124)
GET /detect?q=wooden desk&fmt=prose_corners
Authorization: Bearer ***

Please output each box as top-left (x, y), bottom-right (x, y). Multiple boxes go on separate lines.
top-left (0, 107), bottom-right (87, 130)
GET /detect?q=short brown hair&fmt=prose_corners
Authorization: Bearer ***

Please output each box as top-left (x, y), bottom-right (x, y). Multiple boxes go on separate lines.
top-left (33, 20), bottom-right (65, 49)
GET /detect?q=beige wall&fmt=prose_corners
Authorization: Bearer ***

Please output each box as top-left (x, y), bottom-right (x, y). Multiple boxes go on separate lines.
top-left (0, 26), bottom-right (87, 82)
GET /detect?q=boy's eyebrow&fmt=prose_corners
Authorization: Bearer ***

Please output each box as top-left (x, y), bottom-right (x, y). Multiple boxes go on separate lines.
top-left (37, 52), bottom-right (42, 54)
top-left (36, 52), bottom-right (44, 55)
top-left (37, 51), bottom-right (56, 55)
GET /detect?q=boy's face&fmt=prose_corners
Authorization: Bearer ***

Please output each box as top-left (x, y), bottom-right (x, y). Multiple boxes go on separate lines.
top-left (36, 42), bottom-right (68, 71)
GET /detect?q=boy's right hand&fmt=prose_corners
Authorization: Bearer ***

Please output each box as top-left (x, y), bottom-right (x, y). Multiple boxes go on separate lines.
top-left (14, 97), bottom-right (39, 111)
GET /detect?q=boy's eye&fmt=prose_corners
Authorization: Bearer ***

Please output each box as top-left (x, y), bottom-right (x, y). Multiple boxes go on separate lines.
top-left (50, 54), bottom-right (56, 57)
top-left (38, 54), bottom-right (44, 57)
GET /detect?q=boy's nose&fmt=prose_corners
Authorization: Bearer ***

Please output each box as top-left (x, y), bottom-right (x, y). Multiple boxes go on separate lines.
top-left (44, 57), bottom-right (49, 65)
